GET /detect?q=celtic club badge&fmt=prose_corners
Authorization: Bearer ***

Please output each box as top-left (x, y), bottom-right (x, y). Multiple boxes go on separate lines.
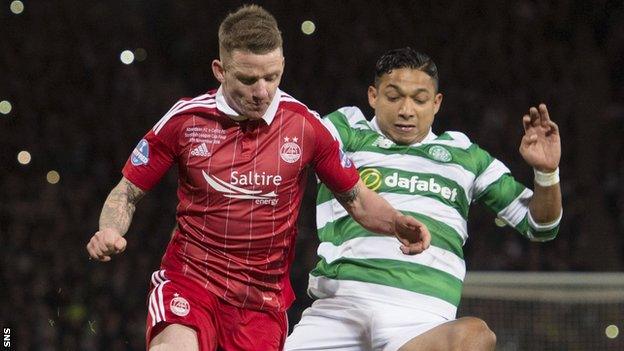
top-left (428, 145), bottom-right (452, 162)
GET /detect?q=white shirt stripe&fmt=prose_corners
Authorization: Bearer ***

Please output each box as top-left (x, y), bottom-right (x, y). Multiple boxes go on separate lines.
top-left (317, 236), bottom-right (466, 281)
top-left (426, 131), bottom-right (472, 149)
top-left (154, 101), bottom-right (216, 134)
top-left (153, 93), bottom-right (216, 133)
top-left (497, 188), bottom-right (533, 227)
top-left (280, 95), bottom-right (321, 119)
top-left (159, 93), bottom-right (213, 124)
top-left (337, 106), bottom-right (368, 128)
top-left (321, 118), bottom-right (343, 149)
top-left (317, 192), bottom-right (468, 242)
top-left (473, 159), bottom-right (511, 199)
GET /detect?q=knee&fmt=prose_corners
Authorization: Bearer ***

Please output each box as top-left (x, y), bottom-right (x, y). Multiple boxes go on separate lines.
top-left (455, 317), bottom-right (496, 351)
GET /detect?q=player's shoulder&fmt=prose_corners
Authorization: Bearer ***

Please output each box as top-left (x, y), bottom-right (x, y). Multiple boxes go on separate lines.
top-left (325, 106), bottom-right (371, 131)
top-left (152, 90), bottom-right (219, 135)
top-left (428, 131), bottom-right (474, 150)
top-left (278, 90), bottom-right (322, 120)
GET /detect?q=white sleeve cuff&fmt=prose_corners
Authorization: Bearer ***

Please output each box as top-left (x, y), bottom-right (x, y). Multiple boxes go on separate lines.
top-left (528, 209), bottom-right (563, 231)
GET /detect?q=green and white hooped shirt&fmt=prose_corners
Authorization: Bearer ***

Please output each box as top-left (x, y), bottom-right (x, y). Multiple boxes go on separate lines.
top-left (309, 106), bottom-right (561, 319)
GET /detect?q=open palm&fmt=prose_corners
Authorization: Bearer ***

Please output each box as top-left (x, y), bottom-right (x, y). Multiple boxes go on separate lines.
top-left (519, 104), bottom-right (561, 172)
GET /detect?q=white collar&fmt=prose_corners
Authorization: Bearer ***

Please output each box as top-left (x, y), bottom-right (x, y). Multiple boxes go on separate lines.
top-left (370, 116), bottom-right (437, 146)
top-left (215, 85), bottom-right (281, 125)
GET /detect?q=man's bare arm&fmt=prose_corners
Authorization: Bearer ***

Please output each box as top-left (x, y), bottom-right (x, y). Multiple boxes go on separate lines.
top-left (334, 179), bottom-right (430, 254)
top-left (528, 183), bottom-right (562, 223)
top-left (87, 177), bottom-right (146, 261)
top-left (519, 104), bottom-right (562, 226)
top-left (99, 177), bottom-right (146, 236)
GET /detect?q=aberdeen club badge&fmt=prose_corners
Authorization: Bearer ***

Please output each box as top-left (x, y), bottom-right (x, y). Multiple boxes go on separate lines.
top-left (280, 137), bottom-right (301, 163)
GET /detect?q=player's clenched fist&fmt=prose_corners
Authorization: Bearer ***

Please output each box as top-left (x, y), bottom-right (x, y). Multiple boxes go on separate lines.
top-left (86, 228), bottom-right (127, 262)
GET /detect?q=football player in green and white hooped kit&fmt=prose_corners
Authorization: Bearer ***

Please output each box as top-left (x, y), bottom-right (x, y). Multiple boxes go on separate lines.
top-left (286, 47), bottom-right (562, 351)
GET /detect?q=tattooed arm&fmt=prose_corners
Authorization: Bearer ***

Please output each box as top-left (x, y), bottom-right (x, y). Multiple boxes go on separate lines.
top-left (99, 177), bottom-right (146, 235)
top-left (86, 177), bottom-right (146, 262)
top-left (334, 179), bottom-right (431, 254)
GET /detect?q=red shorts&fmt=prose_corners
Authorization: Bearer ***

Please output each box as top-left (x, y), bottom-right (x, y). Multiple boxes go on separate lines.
top-left (145, 269), bottom-right (288, 351)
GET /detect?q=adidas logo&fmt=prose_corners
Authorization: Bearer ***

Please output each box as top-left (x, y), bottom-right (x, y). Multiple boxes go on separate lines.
top-left (190, 143), bottom-right (210, 157)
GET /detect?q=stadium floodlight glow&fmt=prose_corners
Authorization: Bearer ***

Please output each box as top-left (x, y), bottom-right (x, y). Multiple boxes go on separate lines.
top-left (0, 100), bottom-right (12, 115)
top-left (120, 50), bottom-right (135, 65)
top-left (10, 0), bottom-right (24, 14)
top-left (46, 170), bottom-right (60, 184)
top-left (17, 150), bottom-right (31, 165)
top-left (605, 324), bottom-right (619, 339)
top-left (134, 48), bottom-right (147, 62)
top-left (301, 20), bottom-right (316, 35)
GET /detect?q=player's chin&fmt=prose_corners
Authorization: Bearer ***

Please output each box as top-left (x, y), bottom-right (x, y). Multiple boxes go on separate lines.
top-left (243, 107), bottom-right (268, 120)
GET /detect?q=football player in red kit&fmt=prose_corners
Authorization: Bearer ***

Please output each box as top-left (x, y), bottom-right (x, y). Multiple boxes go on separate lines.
top-left (86, 5), bottom-right (430, 351)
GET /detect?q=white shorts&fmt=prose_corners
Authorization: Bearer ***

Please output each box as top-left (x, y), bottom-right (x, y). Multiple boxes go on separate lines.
top-left (285, 295), bottom-right (451, 351)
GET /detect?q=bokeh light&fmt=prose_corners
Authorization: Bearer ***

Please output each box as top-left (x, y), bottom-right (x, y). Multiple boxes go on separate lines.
top-left (0, 100), bottom-right (12, 115)
top-left (301, 20), bottom-right (316, 35)
top-left (605, 325), bottom-right (619, 339)
top-left (134, 48), bottom-right (147, 62)
top-left (46, 170), bottom-right (60, 184)
top-left (10, 0), bottom-right (24, 14)
top-left (120, 50), bottom-right (135, 65)
top-left (17, 151), bottom-right (31, 165)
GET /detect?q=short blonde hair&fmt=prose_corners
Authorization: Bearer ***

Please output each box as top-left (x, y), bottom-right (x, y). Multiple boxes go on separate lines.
top-left (218, 5), bottom-right (283, 57)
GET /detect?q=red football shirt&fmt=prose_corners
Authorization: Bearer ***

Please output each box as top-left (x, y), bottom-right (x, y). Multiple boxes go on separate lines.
top-left (122, 87), bottom-right (359, 311)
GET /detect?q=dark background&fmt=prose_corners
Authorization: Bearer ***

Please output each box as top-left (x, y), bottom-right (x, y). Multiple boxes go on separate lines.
top-left (1, 0), bottom-right (623, 349)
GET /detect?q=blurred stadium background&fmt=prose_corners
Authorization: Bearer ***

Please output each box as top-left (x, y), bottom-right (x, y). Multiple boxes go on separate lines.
top-left (1, 0), bottom-right (623, 350)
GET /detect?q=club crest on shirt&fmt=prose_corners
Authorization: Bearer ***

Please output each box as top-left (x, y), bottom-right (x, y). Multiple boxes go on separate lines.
top-left (170, 294), bottom-right (190, 317)
top-left (428, 145), bottom-right (452, 162)
top-left (131, 139), bottom-right (149, 166)
top-left (280, 137), bottom-right (301, 163)
top-left (372, 135), bottom-right (394, 149)
top-left (339, 149), bottom-right (353, 168)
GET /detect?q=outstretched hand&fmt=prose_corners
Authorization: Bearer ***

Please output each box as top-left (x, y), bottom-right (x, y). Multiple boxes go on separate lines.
top-left (86, 228), bottom-right (127, 262)
top-left (519, 104), bottom-right (561, 172)
top-left (394, 214), bottom-right (431, 255)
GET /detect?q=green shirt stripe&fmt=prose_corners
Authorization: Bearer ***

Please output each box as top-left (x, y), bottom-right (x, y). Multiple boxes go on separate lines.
top-left (476, 174), bottom-right (527, 213)
top-left (311, 257), bottom-right (463, 306)
top-left (318, 212), bottom-right (465, 258)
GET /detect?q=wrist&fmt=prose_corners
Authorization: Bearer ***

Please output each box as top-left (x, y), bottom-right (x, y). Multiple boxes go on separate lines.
top-left (534, 167), bottom-right (559, 187)
top-left (391, 212), bottom-right (402, 235)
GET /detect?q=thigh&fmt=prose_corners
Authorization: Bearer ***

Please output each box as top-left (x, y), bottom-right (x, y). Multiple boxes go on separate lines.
top-left (395, 317), bottom-right (495, 351)
top-left (146, 270), bottom-right (219, 351)
top-left (216, 302), bottom-right (288, 351)
top-left (371, 305), bottom-right (448, 351)
top-left (149, 324), bottom-right (198, 351)
top-left (285, 298), bottom-right (371, 351)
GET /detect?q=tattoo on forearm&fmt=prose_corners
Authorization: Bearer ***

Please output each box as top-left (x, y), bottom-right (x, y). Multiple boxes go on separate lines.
top-left (99, 179), bottom-right (146, 235)
top-left (335, 183), bottom-right (360, 205)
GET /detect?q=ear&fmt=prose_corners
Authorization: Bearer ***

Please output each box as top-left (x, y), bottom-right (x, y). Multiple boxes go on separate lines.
top-left (433, 93), bottom-right (443, 114)
top-left (212, 59), bottom-right (225, 84)
top-left (367, 85), bottom-right (378, 109)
